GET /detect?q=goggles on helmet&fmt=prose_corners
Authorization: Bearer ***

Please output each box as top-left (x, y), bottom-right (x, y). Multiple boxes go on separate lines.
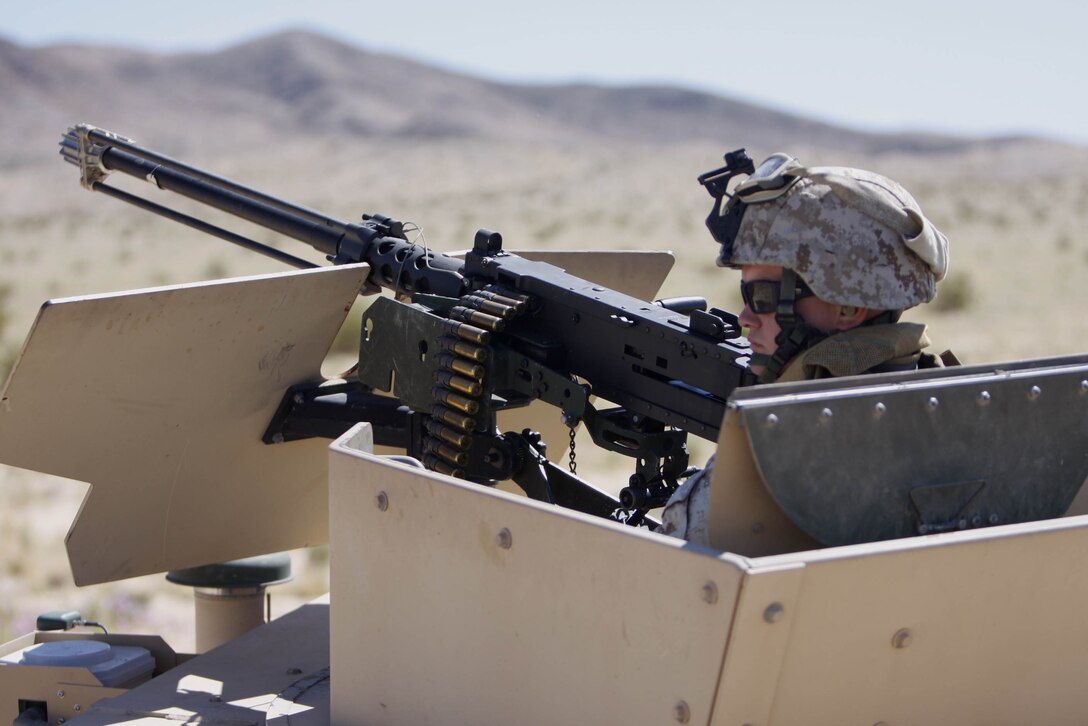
top-left (698, 150), bottom-right (804, 263)
top-left (740, 276), bottom-right (814, 315)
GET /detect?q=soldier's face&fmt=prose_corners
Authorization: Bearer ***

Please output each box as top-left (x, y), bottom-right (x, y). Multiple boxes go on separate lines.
top-left (737, 265), bottom-right (849, 376)
top-left (738, 265), bottom-right (785, 373)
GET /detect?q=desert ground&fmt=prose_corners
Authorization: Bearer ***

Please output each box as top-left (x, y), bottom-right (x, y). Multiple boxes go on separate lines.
top-left (2, 136), bottom-right (1087, 651)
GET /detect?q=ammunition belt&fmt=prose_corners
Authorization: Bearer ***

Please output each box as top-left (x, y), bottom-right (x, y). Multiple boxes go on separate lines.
top-left (422, 285), bottom-right (530, 478)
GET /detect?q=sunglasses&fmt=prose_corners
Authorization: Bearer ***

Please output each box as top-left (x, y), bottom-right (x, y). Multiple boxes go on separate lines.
top-left (740, 277), bottom-right (814, 315)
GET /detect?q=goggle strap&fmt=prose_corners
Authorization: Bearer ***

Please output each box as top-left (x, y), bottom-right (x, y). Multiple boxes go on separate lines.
top-left (775, 268), bottom-right (799, 327)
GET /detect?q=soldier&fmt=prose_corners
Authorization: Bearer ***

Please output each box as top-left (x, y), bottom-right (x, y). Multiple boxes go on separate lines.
top-left (658, 153), bottom-right (952, 543)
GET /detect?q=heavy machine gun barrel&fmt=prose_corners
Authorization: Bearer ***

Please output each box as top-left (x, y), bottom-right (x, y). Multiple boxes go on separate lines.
top-left (60, 124), bottom-right (466, 294)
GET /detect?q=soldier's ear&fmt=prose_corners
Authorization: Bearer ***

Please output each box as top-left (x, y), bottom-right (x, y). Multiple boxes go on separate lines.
top-left (834, 305), bottom-right (869, 330)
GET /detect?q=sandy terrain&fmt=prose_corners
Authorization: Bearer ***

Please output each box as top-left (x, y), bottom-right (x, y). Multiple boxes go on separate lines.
top-left (1, 134), bottom-right (1086, 651)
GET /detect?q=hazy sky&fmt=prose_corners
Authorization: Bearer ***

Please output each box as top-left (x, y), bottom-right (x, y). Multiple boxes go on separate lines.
top-left (5, 0), bottom-right (1087, 143)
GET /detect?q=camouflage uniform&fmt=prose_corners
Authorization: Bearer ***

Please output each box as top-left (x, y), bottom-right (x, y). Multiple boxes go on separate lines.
top-left (658, 157), bottom-right (950, 544)
top-left (657, 321), bottom-right (937, 545)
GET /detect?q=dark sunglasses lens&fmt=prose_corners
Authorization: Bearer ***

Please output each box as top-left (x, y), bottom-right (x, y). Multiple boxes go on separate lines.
top-left (742, 281), bottom-right (780, 314)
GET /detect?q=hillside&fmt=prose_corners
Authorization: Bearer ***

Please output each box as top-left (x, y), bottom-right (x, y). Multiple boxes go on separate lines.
top-left (0, 29), bottom-right (1052, 170)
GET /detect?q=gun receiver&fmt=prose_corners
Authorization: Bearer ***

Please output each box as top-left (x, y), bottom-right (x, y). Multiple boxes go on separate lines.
top-left (60, 123), bottom-right (753, 524)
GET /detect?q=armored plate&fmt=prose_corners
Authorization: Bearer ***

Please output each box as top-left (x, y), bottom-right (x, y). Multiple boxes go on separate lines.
top-left (0, 250), bottom-right (674, 585)
top-left (328, 424), bottom-right (747, 726)
top-left (0, 265), bottom-right (368, 585)
top-left (731, 355), bottom-right (1088, 546)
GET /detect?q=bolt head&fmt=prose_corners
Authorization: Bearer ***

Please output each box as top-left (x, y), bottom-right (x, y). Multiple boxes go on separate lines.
top-left (375, 491), bottom-right (389, 511)
top-left (496, 527), bottom-right (512, 549)
top-left (763, 602), bottom-right (785, 623)
top-left (1028, 385), bottom-right (1042, 400)
top-left (978, 390), bottom-right (991, 405)
top-left (819, 407), bottom-right (833, 422)
top-left (701, 581), bottom-right (718, 605)
top-left (926, 397), bottom-right (939, 411)
top-left (765, 413), bottom-right (778, 427)
top-left (673, 700), bottom-right (691, 723)
top-left (873, 402), bottom-right (887, 417)
top-left (892, 628), bottom-right (913, 649)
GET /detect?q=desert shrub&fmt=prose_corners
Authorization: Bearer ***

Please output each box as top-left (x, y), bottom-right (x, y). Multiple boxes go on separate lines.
top-left (0, 348), bottom-right (12, 384)
top-left (330, 310), bottom-right (362, 355)
top-left (933, 272), bottom-right (975, 313)
top-left (307, 544), bottom-right (329, 565)
top-left (202, 258), bottom-right (230, 280)
top-left (954, 198), bottom-right (978, 224)
top-left (149, 270), bottom-right (174, 286)
top-left (535, 218), bottom-right (566, 242)
top-left (0, 282), bottom-right (9, 339)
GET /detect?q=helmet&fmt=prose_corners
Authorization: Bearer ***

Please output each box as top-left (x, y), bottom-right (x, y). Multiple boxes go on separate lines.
top-left (714, 156), bottom-right (949, 311)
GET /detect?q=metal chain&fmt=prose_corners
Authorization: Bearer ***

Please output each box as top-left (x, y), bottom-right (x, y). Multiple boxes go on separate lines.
top-left (568, 427), bottom-right (577, 475)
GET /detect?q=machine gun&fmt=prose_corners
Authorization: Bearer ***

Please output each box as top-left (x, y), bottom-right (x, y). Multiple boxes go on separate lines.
top-left (60, 124), bottom-right (753, 525)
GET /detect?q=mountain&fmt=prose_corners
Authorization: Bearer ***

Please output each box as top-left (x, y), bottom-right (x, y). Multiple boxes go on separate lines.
top-left (0, 30), bottom-right (1039, 170)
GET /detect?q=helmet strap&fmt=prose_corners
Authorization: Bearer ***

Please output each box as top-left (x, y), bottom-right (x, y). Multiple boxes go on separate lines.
top-left (757, 323), bottom-right (829, 383)
top-left (755, 268), bottom-right (829, 383)
top-left (755, 288), bottom-right (905, 384)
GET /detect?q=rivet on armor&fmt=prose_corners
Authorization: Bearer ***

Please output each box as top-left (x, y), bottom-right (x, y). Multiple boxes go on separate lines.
top-left (977, 390), bottom-right (991, 405)
top-left (673, 700), bottom-right (691, 723)
top-left (1028, 385), bottom-right (1042, 400)
top-left (892, 628), bottom-right (913, 649)
top-left (765, 413), bottom-right (778, 427)
top-left (701, 581), bottom-right (718, 605)
top-left (873, 402), bottom-right (886, 417)
top-left (496, 527), bottom-right (512, 549)
top-left (926, 396), bottom-right (939, 411)
top-left (1080, 380), bottom-right (1088, 394)
top-left (763, 602), bottom-right (785, 623)
top-left (819, 407), bottom-right (833, 422)
top-left (375, 491), bottom-right (389, 512)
